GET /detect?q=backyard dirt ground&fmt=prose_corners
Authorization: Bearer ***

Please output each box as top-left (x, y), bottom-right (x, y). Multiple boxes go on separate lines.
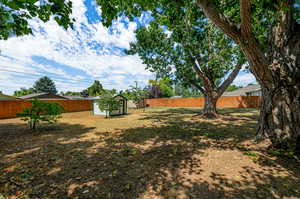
top-left (0, 108), bottom-right (299, 199)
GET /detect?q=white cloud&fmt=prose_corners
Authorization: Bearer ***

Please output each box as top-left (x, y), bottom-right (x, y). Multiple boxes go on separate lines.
top-left (233, 73), bottom-right (257, 86)
top-left (0, 0), bottom-right (255, 95)
top-left (0, 0), bottom-right (153, 95)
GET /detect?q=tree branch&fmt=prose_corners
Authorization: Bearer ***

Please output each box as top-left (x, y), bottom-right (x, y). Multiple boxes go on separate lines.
top-left (217, 63), bottom-right (242, 96)
top-left (240, 0), bottom-right (252, 39)
top-left (190, 54), bottom-right (216, 94)
top-left (189, 80), bottom-right (205, 93)
top-left (197, 0), bottom-right (271, 86)
top-left (186, 50), bottom-right (205, 77)
top-left (196, 0), bottom-right (241, 42)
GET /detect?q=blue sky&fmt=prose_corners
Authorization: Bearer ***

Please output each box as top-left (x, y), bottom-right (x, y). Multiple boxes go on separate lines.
top-left (0, 0), bottom-right (256, 95)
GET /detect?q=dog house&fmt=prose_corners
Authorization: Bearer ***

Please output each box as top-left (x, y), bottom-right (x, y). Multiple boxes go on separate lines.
top-left (93, 95), bottom-right (128, 117)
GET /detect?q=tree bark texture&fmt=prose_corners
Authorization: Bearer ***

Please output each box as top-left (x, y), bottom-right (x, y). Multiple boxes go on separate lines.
top-left (197, 0), bottom-right (300, 152)
top-left (203, 92), bottom-right (219, 118)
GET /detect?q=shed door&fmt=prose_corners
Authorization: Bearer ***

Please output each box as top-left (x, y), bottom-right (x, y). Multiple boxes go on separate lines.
top-left (119, 100), bottom-right (124, 114)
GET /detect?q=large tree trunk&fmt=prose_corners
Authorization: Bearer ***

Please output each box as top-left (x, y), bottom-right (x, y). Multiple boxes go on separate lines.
top-left (197, 0), bottom-right (300, 152)
top-left (256, 3), bottom-right (300, 153)
top-left (244, 31), bottom-right (300, 152)
top-left (257, 85), bottom-right (300, 153)
top-left (203, 93), bottom-right (218, 118)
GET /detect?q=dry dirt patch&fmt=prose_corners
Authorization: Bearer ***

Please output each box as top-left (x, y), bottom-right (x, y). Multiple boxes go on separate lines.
top-left (0, 108), bottom-right (299, 199)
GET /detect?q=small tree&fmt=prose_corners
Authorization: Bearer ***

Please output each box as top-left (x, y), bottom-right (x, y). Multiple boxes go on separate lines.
top-left (96, 94), bottom-right (120, 118)
top-left (17, 99), bottom-right (63, 130)
top-left (130, 88), bottom-right (147, 109)
top-left (123, 82), bottom-right (148, 108)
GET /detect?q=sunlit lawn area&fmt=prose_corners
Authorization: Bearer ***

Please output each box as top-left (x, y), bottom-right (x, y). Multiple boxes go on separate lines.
top-left (0, 108), bottom-right (299, 199)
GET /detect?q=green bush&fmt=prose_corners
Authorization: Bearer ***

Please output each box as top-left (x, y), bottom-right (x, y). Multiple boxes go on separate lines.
top-left (17, 99), bottom-right (63, 130)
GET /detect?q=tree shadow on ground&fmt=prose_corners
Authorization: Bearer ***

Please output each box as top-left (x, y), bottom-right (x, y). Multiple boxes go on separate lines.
top-left (1, 110), bottom-right (299, 199)
top-left (138, 108), bottom-right (258, 143)
top-left (1, 122), bottom-right (202, 198)
top-left (0, 122), bottom-right (96, 141)
top-left (145, 107), bottom-right (259, 121)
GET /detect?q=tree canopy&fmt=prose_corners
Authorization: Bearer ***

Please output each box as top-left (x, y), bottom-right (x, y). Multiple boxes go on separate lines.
top-left (0, 0), bottom-right (73, 40)
top-left (33, 76), bottom-right (57, 94)
top-left (13, 87), bottom-right (35, 97)
top-left (123, 81), bottom-right (148, 108)
top-left (87, 80), bottom-right (104, 96)
top-left (125, 2), bottom-right (245, 117)
top-left (127, 20), bottom-right (244, 95)
top-left (148, 78), bottom-right (174, 98)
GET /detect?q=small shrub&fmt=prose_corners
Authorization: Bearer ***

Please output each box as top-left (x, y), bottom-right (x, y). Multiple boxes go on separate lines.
top-left (243, 151), bottom-right (258, 157)
top-left (97, 94), bottom-right (120, 118)
top-left (17, 99), bottom-right (63, 130)
top-left (243, 151), bottom-right (261, 162)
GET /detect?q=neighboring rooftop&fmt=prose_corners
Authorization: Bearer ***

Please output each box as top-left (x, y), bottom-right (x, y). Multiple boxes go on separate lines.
top-left (19, 93), bottom-right (68, 100)
top-left (63, 95), bottom-right (99, 100)
top-left (63, 95), bottom-right (86, 100)
top-left (0, 93), bottom-right (18, 101)
top-left (223, 84), bottom-right (261, 96)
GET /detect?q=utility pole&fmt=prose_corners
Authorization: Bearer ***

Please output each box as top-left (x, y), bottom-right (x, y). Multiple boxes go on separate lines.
top-left (134, 81), bottom-right (138, 90)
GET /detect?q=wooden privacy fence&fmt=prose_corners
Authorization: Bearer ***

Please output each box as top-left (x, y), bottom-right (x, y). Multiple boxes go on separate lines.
top-left (145, 96), bottom-right (261, 108)
top-left (0, 100), bottom-right (92, 119)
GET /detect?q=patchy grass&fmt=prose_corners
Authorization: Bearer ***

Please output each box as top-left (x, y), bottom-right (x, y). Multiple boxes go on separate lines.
top-left (0, 108), bottom-right (299, 199)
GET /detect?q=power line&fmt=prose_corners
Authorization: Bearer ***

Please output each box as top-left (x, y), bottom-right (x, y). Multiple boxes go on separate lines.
top-left (0, 68), bottom-right (94, 85)
top-left (0, 67), bottom-right (113, 85)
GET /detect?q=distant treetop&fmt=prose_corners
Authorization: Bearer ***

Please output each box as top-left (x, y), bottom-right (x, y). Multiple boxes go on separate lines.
top-left (33, 76), bottom-right (57, 94)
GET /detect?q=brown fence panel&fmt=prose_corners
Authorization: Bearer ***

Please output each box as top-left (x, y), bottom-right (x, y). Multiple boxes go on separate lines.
top-left (145, 96), bottom-right (261, 108)
top-left (0, 100), bottom-right (92, 119)
top-left (0, 100), bottom-right (31, 119)
top-left (145, 97), bottom-right (205, 107)
top-left (216, 96), bottom-right (261, 108)
top-left (44, 100), bottom-right (92, 112)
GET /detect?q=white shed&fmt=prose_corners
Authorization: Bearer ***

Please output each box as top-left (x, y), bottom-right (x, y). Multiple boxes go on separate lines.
top-left (92, 95), bottom-right (128, 117)
top-left (91, 96), bottom-right (105, 116)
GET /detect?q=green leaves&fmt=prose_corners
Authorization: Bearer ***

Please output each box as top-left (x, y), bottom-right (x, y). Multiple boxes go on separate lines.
top-left (149, 78), bottom-right (174, 98)
top-left (17, 99), bottom-right (63, 130)
top-left (127, 4), bottom-right (244, 92)
top-left (87, 80), bottom-right (104, 96)
top-left (0, 0), bottom-right (73, 40)
top-left (123, 82), bottom-right (148, 107)
top-left (33, 76), bottom-right (57, 94)
top-left (96, 0), bottom-right (300, 55)
top-left (96, 93), bottom-right (121, 117)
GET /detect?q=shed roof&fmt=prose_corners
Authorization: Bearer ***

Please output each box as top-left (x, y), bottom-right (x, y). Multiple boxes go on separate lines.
top-left (19, 93), bottom-right (68, 99)
top-left (113, 94), bottom-right (127, 100)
